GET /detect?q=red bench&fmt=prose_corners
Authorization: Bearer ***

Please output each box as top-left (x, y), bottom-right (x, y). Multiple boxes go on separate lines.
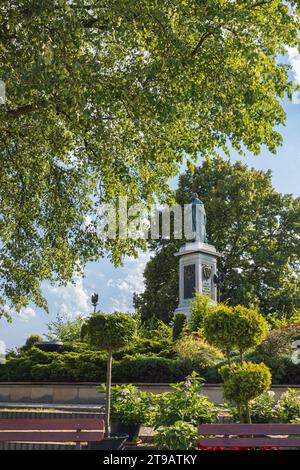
top-left (0, 418), bottom-right (105, 450)
top-left (198, 424), bottom-right (300, 449)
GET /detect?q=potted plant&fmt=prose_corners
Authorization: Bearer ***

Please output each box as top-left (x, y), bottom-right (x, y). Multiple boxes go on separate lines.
top-left (83, 313), bottom-right (136, 449)
top-left (104, 384), bottom-right (149, 442)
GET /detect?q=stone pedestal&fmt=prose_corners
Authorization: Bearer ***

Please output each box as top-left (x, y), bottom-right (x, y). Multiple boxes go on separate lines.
top-left (174, 242), bottom-right (221, 318)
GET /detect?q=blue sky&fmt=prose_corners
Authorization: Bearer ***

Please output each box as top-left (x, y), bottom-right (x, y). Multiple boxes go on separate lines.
top-left (1, 52), bottom-right (300, 350)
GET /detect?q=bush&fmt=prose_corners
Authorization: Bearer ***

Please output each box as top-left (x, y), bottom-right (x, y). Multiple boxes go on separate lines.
top-left (174, 334), bottom-right (223, 366)
top-left (113, 336), bottom-right (173, 361)
top-left (113, 356), bottom-right (193, 383)
top-left (232, 306), bottom-right (268, 359)
top-left (150, 372), bottom-right (217, 428)
top-left (203, 304), bottom-right (237, 359)
top-left (203, 304), bottom-right (268, 361)
top-left (256, 323), bottom-right (300, 359)
top-left (104, 384), bottom-right (150, 425)
top-left (173, 313), bottom-right (187, 341)
top-left (0, 348), bottom-right (107, 382)
top-left (154, 421), bottom-right (198, 450)
top-left (220, 362), bottom-right (272, 423)
top-left (190, 293), bottom-right (214, 330)
top-left (85, 313), bottom-right (137, 351)
top-left (247, 350), bottom-right (300, 384)
top-left (23, 335), bottom-right (43, 350)
top-left (235, 389), bottom-right (300, 424)
top-left (274, 389), bottom-right (300, 423)
top-left (248, 392), bottom-right (276, 423)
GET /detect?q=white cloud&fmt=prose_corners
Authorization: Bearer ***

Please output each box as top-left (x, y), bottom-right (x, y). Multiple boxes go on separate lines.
top-left (105, 251), bottom-right (151, 312)
top-left (287, 47), bottom-right (300, 103)
top-left (109, 296), bottom-right (131, 312)
top-left (19, 306), bottom-right (37, 322)
top-left (287, 47), bottom-right (300, 82)
top-left (106, 251), bottom-right (150, 295)
top-left (44, 276), bottom-right (91, 317)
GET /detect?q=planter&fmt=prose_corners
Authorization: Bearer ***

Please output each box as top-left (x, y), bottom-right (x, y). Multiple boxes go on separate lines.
top-left (34, 341), bottom-right (63, 352)
top-left (87, 433), bottom-right (128, 450)
top-left (111, 421), bottom-right (141, 442)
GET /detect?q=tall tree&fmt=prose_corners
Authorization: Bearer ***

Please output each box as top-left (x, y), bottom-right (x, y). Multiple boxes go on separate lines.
top-left (0, 1), bottom-right (300, 316)
top-left (134, 157), bottom-right (300, 324)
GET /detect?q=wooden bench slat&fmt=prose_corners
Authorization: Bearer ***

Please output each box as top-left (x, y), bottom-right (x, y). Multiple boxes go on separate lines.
top-left (0, 431), bottom-right (104, 443)
top-left (198, 437), bottom-right (300, 448)
top-left (199, 424), bottom-right (300, 435)
top-left (0, 419), bottom-right (104, 431)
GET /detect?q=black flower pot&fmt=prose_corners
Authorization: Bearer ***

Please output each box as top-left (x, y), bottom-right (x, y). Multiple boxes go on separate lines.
top-left (34, 341), bottom-right (63, 352)
top-left (111, 422), bottom-right (141, 443)
top-left (87, 433), bottom-right (128, 450)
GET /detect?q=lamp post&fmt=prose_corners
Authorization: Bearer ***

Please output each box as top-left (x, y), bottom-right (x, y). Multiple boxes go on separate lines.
top-left (91, 293), bottom-right (99, 313)
top-left (213, 273), bottom-right (225, 303)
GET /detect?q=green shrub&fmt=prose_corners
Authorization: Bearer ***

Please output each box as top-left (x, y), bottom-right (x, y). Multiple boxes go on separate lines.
top-left (173, 313), bottom-right (187, 341)
top-left (203, 304), bottom-right (267, 361)
top-left (0, 348), bottom-right (107, 382)
top-left (247, 350), bottom-right (300, 384)
top-left (174, 334), bottom-right (223, 366)
top-left (256, 323), bottom-right (300, 359)
top-left (85, 313), bottom-right (136, 351)
top-left (113, 336), bottom-right (173, 360)
top-left (237, 389), bottom-right (300, 424)
top-left (274, 389), bottom-right (300, 423)
top-left (23, 335), bottom-right (43, 350)
top-left (103, 384), bottom-right (150, 425)
top-left (154, 421), bottom-right (198, 450)
top-left (150, 372), bottom-right (217, 428)
top-left (190, 293), bottom-right (214, 330)
top-left (203, 304), bottom-right (237, 359)
top-left (248, 392), bottom-right (276, 423)
top-left (220, 362), bottom-right (272, 423)
top-left (232, 306), bottom-right (268, 360)
top-left (113, 356), bottom-right (180, 383)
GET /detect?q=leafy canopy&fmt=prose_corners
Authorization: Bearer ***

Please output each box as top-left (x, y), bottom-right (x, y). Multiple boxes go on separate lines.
top-left (220, 361), bottom-right (272, 405)
top-left (1, 1), bottom-right (300, 317)
top-left (85, 313), bottom-right (136, 351)
top-left (203, 304), bottom-right (268, 359)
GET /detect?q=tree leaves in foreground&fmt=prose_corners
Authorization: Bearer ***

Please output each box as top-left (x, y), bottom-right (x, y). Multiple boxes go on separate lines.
top-left (134, 157), bottom-right (300, 324)
top-left (0, 1), bottom-right (300, 316)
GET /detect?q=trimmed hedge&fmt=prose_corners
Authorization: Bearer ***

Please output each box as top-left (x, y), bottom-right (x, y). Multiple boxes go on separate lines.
top-left (0, 348), bottom-right (299, 384)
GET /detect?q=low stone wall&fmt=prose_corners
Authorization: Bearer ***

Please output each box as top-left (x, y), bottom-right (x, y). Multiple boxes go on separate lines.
top-left (0, 382), bottom-right (299, 405)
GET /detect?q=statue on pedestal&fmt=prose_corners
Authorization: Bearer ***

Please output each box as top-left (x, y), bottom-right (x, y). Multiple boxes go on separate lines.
top-left (191, 193), bottom-right (207, 243)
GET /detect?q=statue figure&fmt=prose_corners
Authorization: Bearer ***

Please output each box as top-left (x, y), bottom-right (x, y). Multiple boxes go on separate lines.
top-left (191, 193), bottom-right (207, 243)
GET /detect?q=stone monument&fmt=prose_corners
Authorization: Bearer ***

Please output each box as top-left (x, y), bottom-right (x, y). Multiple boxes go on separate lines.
top-left (174, 194), bottom-right (221, 317)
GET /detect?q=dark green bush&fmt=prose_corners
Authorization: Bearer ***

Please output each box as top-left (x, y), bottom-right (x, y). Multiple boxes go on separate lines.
top-left (0, 346), bottom-right (298, 384)
top-left (113, 356), bottom-right (177, 383)
top-left (247, 351), bottom-right (300, 384)
top-left (0, 348), bottom-right (107, 382)
top-left (172, 313), bottom-right (187, 341)
top-left (85, 313), bottom-right (136, 351)
top-left (113, 355), bottom-right (214, 383)
top-left (113, 336), bottom-right (173, 361)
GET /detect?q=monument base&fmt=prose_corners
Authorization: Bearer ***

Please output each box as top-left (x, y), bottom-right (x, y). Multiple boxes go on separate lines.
top-left (174, 241), bottom-right (221, 318)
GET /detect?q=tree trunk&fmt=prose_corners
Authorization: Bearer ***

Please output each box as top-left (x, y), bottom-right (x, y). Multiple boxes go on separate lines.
top-left (239, 349), bottom-right (243, 363)
top-left (105, 349), bottom-right (113, 437)
top-left (226, 348), bottom-right (231, 365)
top-left (245, 402), bottom-right (251, 424)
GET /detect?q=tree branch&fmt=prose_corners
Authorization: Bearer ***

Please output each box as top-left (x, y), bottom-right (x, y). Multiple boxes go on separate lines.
top-left (6, 100), bottom-right (49, 118)
top-left (191, 31), bottom-right (213, 57)
top-left (252, 1), bottom-right (274, 8)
